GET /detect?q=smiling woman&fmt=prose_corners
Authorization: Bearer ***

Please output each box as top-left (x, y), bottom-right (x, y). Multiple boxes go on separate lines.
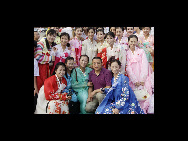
top-left (34, 29), bottom-right (57, 91)
top-left (35, 62), bottom-right (72, 114)
top-left (50, 32), bottom-right (71, 75)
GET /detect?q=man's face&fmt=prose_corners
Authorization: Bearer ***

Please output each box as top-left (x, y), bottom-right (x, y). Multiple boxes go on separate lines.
top-left (92, 59), bottom-right (102, 71)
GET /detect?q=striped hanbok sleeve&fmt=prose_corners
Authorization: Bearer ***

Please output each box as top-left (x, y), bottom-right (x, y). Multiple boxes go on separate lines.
top-left (34, 41), bottom-right (52, 64)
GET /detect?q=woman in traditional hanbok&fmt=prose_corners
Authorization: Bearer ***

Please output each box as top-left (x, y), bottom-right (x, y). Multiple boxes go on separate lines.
top-left (105, 31), bottom-right (126, 75)
top-left (69, 27), bottom-right (83, 67)
top-left (95, 59), bottom-right (144, 114)
top-left (126, 35), bottom-right (153, 113)
top-left (50, 32), bottom-right (71, 75)
top-left (139, 27), bottom-right (154, 71)
top-left (81, 27), bottom-right (98, 66)
top-left (34, 29), bottom-right (57, 91)
top-left (96, 29), bottom-right (109, 68)
top-left (35, 62), bottom-right (71, 114)
top-left (71, 55), bottom-right (92, 114)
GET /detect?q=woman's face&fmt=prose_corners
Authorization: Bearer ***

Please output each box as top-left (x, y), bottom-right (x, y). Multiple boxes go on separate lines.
top-left (142, 27), bottom-right (151, 36)
top-left (111, 62), bottom-right (120, 75)
top-left (106, 35), bottom-right (115, 47)
top-left (55, 65), bottom-right (66, 79)
top-left (47, 33), bottom-right (56, 44)
top-left (128, 37), bottom-right (137, 49)
top-left (116, 28), bottom-right (123, 38)
top-left (97, 31), bottom-right (105, 41)
top-left (88, 29), bottom-right (95, 40)
top-left (75, 28), bottom-right (83, 38)
top-left (110, 27), bottom-right (116, 35)
top-left (65, 60), bottom-right (74, 71)
top-left (79, 56), bottom-right (88, 68)
top-left (126, 27), bottom-right (134, 36)
top-left (60, 35), bottom-right (69, 46)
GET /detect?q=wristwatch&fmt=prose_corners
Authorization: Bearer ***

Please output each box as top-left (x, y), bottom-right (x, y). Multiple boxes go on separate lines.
top-left (100, 87), bottom-right (105, 93)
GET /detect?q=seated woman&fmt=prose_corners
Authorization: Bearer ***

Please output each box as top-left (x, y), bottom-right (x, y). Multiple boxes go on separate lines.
top-left (64, 57), bottom-right (80, 114)
top-left (35, 62), bottom-right (71, 114)
top-left (71, 55), bottom-right (92, 114)
top-left (95, 59), bottom-right (144, 114)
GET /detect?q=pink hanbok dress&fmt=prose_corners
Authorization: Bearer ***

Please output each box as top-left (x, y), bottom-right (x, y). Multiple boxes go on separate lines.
top-left (126, 47), bottom-right (153, 113)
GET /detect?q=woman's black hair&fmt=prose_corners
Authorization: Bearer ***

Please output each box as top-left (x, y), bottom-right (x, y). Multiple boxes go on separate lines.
top-left (105, 31), bottom-right (115, 38)
top-left (110, 59), bottom-right (121, 77)
top-left (46, 29), bottom-right (57, 50)
top-left (52, 62), bottom-right (67, 78)
top-left (141, 27), bottom-right (151, 30)
top-left (125, 27), bottom-right (134, 31)
top-left (47, 29), bottom-right (56, 36)
top-left (79, 55), bottom-right (89, 62)
top-left (87, 27), bottom-right (95, 33)
top-left (75, 27), bottom-right (83, 32)
top-left (60, 32), bottom-right (70, 41)
top-left (110, 59), bottom-right (121, 67)
top-left (128, 34), bottom-right (138, 42)
top-left (65, 56), bottom-right (74, 64)
top-left (96, 28), bottom-right (105, 34)
top-left (116, 27), bottom-right (124, 31)
top-left (65, 56), bottom-right (74, 76)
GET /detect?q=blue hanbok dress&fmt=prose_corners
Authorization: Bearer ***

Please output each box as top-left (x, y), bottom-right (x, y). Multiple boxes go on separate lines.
top-left (95, 74), bottom-right (145, 114)
top-left (63, 73), bottom-right (78, 102)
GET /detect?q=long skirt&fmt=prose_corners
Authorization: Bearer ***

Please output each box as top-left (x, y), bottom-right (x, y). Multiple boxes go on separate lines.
top-left (35, 85), bottom-right (69, 114)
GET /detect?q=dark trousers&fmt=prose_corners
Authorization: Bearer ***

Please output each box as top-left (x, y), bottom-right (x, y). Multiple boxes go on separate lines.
top-left (68, 101), bottom-right (80, 114)
top-left (34, 94), bottom-right (38, 113)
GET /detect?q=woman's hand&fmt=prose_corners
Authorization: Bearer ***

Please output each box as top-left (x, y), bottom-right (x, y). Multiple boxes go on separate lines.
top-left (140, 82), bottom-right (145, 86)
top-left (135, 82), bottom-right (140, 87)
top-left (52, 47), bottom-right (57, 52)
top-left (34, 88), bottom-right (38, 96)
top-left (112, 108), bottom-right (119, 114)
top-left (66, 95), bottom-right (72, 101)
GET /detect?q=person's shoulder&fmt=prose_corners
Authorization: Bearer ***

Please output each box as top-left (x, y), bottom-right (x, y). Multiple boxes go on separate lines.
top-left (44, 75), bottom-right (55, 83)
top-left (120, 74), bottom-right (129, 82)
top-left (86, 67), bottom-right (93, 72)
top-left (102, 68), bottom-right (112, 76)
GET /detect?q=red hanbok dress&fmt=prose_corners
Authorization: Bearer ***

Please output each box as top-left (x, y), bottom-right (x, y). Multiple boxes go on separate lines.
top-left (35, 75), bottom-right (69, 114)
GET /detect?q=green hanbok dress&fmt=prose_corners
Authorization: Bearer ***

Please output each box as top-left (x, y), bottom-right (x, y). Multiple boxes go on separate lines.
top-left (71, 67), bottom-right (92, 114)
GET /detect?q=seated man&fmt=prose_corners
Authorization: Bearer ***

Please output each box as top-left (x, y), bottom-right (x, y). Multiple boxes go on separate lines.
top-left (85, 57), bottom-right (112, 113)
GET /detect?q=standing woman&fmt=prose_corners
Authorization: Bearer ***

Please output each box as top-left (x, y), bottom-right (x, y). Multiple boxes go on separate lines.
top-left (81, 27), bottom-right (98, 67)
top-left (96, 29), bottom-right (109, 68)
top-left (71, 55), bottom-right (92, 114)
top-left (105, 31), bottom-right (126, 75)
top-left (34, 29), bottom-right (57, 91)
top-left (126, 35), bottom-right (153, 114)
top-left (50, 32), bottom-right (71, 75)
top-left (69, 27), bottom-right (83, 67)
top-left (139, 27), bottom-right (154, 71)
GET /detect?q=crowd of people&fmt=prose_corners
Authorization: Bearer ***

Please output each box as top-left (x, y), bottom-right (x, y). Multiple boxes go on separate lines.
top-left (34, 27), bottom-right (154, 114)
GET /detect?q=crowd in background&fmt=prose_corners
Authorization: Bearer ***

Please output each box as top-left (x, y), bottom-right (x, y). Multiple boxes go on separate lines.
top-left (34, 27), bottom-right (154, 114)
